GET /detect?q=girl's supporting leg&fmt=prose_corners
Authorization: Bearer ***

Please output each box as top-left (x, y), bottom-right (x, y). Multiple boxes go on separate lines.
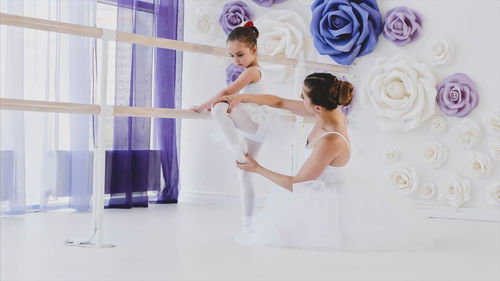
top-left (237, 137), bottom-right (262, 230)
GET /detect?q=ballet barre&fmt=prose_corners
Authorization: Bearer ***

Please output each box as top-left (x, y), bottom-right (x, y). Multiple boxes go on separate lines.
top-left (0, 98), bottom-right (316, 123)
top-left (0, 12), bottom-right (343, 248)
top-left (0, 13), bottom-right (350, 74)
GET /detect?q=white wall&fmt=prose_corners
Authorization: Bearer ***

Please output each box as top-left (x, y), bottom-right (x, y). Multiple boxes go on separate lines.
top-left (179, 0), bottom-right (500, 220)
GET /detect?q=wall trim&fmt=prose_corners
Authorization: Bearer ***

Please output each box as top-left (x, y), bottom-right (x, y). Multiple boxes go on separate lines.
top-left (179, 191), bottom-right (500, 222)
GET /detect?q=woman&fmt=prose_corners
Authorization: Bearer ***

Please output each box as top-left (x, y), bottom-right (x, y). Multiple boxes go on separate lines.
top-left (213, 72), bottom-right (429, 251)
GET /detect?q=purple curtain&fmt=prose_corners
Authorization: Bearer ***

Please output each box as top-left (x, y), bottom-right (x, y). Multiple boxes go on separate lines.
top-left (153, 0), bottom-right (181, 203)
top-left (106, 0), bottom-right (181, 207)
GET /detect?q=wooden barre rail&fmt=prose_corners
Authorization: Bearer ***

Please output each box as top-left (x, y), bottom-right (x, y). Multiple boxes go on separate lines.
top-left (0, 98), bottom-right (210, 119)
top-left (0, 13), bottom-right (350, 74)
top-left (0, 98), bottom-right (315, 123)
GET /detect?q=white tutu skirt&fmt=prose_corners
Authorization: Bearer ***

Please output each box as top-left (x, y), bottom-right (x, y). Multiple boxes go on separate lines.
top-left (236, 173), bottom-right (432, 251)
top-left (234, 103), bottom-right (298, 144)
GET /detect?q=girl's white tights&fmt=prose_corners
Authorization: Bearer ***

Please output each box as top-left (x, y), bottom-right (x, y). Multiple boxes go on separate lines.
top-left (211, 102), bottom-right (258, 162)
top-left (211, 102), bottom-right (261, 229)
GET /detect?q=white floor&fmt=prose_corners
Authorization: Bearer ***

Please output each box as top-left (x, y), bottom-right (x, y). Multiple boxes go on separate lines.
top-left (1, 203), bottom-right (499, 281)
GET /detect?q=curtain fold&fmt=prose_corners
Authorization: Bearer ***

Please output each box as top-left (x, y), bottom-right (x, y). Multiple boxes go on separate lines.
top-left (0, 0), bottom-right (96, 215)
top-left (106, 0), bottom-right (182, 207)
top-left (0, 1), bottom-right (25, 214)
top-left (0, 0), bottom-right (181, 213)
top-left (153, 0), bottom-right (181, 203)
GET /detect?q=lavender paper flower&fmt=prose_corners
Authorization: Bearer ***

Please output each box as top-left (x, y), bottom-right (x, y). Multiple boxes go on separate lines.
top-left (226, 63), bottom-right (244, 85)
top-left (383, 6), bottom-right (422, 47)
top-left (310, 0), bottom-right (383, 65)
top-left (219, 1), bottom-right (254, 35)
top-left (436, 73), bottom-right (479, 118)
top-left (251, 0), bottom-right (287, 7)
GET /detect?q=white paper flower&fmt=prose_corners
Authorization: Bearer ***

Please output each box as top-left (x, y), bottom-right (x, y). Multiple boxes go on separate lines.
top-left (429, 115), bottom-right (447, 134)
top-left (488, 142), bottom-right (500, 161)
top-left (482, 112), bottom-right (500, 136)
top-left (455, 119), bottom-right (482, 148)
top-left (470, 153), bottom-right (493, 178)
top-left (384, 147), bottom-right (400, 163)
top-left (360, 55), bottom-right (437, 131)
top-left (389, 162), bottom-right (417, 194)
top-left (420, 141), bottom-right (448, 168)
top-left (255, 10), bottom-right (315, 82)
top-left (420, 182), bottom-right (436, 199)
top-left (190, 8), bottom-right (218, 42)
top-left (485, 182), bottom-right (500, 206)
top-left (438, 177), bottom-right (471, 207)
top-left (426, 39), bottom-right (454, 65)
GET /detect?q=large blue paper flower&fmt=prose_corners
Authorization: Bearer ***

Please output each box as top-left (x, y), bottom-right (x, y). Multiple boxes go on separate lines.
top-left (310, 0), bottom-right (383, 65)
top-left (251, 0), bottom-right (287, 7)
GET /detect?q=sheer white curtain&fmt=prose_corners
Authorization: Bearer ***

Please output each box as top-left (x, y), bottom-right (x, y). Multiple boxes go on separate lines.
top-left (0, 0), bottom-right (96, 214)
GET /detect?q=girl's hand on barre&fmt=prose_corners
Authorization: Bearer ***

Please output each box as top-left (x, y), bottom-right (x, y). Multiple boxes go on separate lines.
top-left (190, 104), bottom-right (210, 113)
top-left (236, 153), bottom-right (261, 173)
top-left (212, 94), bottom-right (243, 114)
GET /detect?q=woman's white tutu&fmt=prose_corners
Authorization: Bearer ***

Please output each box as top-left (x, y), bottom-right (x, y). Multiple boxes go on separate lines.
top-left (236, 161), bottom-right (432, 251)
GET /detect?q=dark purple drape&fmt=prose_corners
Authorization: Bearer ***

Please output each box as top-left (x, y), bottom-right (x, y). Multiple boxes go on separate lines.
top-left (105, 0), bottom-right (181, 207)
top-left (153, 0), bottom-right (180, 203)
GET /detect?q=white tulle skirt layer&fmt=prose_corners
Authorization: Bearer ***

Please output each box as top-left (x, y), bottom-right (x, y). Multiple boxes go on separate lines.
top-left (236, 103), bottom-right (297, 144)
top-left (236, 175), bottom-right (432, 251)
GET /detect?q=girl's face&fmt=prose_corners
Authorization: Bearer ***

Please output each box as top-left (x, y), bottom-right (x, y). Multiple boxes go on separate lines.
top-left (227, 40), bottom-right (257, 68)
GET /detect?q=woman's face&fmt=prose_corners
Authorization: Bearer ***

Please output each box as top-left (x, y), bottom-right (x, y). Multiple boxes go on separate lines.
top-left (227, 40), bottom-right (257, 68)
top-left (301, 84), bottom-right (317, 115)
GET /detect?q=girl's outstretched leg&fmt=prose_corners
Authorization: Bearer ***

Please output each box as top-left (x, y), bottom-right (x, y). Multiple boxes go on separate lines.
top-left (211, 102), bottom-right (258, 163)
top-left (211, 102), bottom-right (247, 163)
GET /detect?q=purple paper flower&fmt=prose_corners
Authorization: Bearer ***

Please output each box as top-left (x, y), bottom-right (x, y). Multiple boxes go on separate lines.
top-left (251, 0), bottom-right (287, 7)
top-left (436, 73), bottom-right (479, 118)
top-left (219, 1), bottom-right (254, 35)
top-left (310, 0), bottom-right (383, 65)
top-left (226, 63), bottom-right (245, 85)
top-left (383, 6), bottom-right (422, 46)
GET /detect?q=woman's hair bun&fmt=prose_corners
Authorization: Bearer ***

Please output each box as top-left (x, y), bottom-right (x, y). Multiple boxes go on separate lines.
top-left (304, 72), bottom-right (353, 110)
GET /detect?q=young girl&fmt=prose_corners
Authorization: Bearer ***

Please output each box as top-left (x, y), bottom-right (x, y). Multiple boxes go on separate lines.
top-left (214, 73), bottom-right (430, 251)
top-left (191, 21), bottom-right (283, 232)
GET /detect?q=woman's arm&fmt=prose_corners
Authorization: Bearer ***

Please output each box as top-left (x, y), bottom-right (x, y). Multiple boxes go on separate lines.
top-left (214, 94), bottom-right (314, 117)
top-left (191, 68), bottom-right (261, 112)
top-left (237, 135), bottom-right (340, 191)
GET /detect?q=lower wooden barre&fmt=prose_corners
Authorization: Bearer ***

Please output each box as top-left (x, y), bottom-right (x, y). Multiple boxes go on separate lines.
top-left (0, 98), bottom-right (316, 123)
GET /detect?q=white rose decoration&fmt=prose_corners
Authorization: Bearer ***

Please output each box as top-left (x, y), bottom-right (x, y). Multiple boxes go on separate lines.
top-left (470, 153), bottom-right (493, 178)
top-left (420, 182), bottom-right (436, 199)
top-left (360, 55), bottom-right (437, 131)
top-left (482, 112), bottom-right (500, 136)
top-left (429, 115), bottom-right (447, 134)
top-left (420, 141), bottom-right (448, 168)
top-left (455, 119), bottom-right (482, 148)
top-left (485, 182), bottom-right (500, 206)
top-left (389, 162), bottom-right (417, 194)
top-left (438, 177), bottom-right (471, 207)
top-left (384, 146), bottom-right (400, 163)
top-left (488, 143), bottom-right (500, 161)
top-left (426, 39), bottom-right (454, 65)
top-left (255, 10), bottom-right (315, 82)
top-left (190, 8), bottom-right (218, 42)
